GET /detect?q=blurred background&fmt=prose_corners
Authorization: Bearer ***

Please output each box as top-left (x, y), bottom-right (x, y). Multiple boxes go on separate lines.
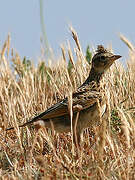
top-left (0, 0), bottom-right (135, 63)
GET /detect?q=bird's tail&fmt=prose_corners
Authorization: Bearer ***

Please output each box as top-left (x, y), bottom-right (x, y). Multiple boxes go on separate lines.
top-left (6, 116), bottom-right (40, 131)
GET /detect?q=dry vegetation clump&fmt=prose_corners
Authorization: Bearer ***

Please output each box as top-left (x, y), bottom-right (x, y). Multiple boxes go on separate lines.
top-left (0, 30), bottom-right (135, 179)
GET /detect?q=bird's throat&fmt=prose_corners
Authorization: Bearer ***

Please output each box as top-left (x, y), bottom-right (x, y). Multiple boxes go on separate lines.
top-left (83, 67), bottom-right (103, 85)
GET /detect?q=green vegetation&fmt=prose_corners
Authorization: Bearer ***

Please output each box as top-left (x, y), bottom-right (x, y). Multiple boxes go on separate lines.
top-left (86, 45), bottom-right (92, 64)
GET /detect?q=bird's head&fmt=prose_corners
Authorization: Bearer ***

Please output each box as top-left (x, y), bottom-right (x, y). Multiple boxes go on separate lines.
top-left (92, 45), bottom-right (121, 74)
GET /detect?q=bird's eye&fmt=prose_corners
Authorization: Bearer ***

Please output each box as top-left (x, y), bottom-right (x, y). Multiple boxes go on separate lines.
top-left (100, 56), bottom-right (106, 61)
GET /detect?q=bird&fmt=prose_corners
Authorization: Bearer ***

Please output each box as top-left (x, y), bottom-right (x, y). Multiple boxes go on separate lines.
top-left (6, 45), bottom-right (121, 146)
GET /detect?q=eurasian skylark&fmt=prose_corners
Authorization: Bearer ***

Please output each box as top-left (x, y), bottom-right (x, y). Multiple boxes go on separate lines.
top-left (6, 45), bottom-right (121, 146)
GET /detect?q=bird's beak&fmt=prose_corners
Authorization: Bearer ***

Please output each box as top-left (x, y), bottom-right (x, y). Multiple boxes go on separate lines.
top-left (111, 55), bottom-right (122, 61)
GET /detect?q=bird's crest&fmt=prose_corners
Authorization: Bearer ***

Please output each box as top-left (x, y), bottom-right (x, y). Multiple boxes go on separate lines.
top-left (96, 45), bottom-right (108, 53)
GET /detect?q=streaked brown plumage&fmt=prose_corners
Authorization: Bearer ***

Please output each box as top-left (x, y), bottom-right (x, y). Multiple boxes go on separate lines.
top-left (6, 45), bottom-right (121, 146)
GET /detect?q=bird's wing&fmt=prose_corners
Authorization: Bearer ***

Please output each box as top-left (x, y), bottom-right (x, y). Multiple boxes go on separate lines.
top-left (34, 99), bottom-right (68, 120)
top-left (72, 88), bottom-right (102, 110)
top-left (32, 89), bottom-right (101, 120)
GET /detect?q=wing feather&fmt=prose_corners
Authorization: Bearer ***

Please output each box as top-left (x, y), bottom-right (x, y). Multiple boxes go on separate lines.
top-left (34, 90), bottom-right (101, 120)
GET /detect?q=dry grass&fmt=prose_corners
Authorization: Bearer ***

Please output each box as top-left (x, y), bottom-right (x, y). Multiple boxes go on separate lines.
top-left (0, 30), bottom-right (135, 179)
